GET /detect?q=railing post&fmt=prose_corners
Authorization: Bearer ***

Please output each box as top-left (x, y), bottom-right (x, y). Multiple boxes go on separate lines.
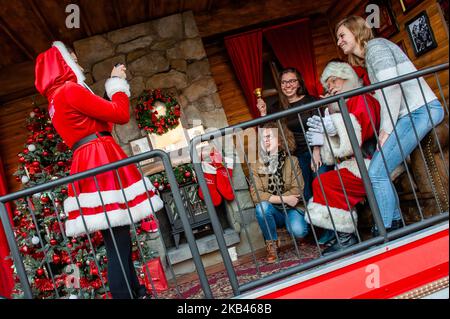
top-left (157, 150), bottom-right (214, 299)
top-left (338, 97), bottom-right (387, 239)
top-left (190, 133), bottom-right (241, 296)
top-left (0, 202), bottom-right (33, 299)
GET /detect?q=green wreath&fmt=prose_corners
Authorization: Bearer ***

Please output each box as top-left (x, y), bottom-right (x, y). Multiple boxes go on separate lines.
top-left (135, 89), bottom-right (181, 135)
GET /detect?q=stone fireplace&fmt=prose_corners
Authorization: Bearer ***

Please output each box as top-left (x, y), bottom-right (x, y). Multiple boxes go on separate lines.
top-left (72, 11), bottom-right (263, 277)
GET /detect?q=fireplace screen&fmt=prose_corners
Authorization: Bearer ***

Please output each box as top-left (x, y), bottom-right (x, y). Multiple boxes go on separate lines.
top-left (161, 183), bottom-right (211, 248)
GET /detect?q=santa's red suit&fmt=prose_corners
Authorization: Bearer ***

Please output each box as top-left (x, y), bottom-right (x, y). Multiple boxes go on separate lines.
top-left (305, 62), bottom-right (380, 234)
top-left (35, 42), bottom-right (163, 237)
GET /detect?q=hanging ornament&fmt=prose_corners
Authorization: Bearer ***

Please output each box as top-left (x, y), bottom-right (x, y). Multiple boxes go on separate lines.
top-left (27, 144), bottom-right (36, 152)
top-left (52, 254), bottom-right (61, 264)
top-left (31, 236), bottom-right (40, 245)
top-left (50, 238), bottom-right (57, 246)
top-left (21, 176), bottom-right (30, 184)
top-left (158, 185), bottom-right (164, 191)
top-left (184, 171), bottom-right (191, 178)
top-left (29, 111), bottom-right (35, 118)
top-left (40, 194), bottom-right (50, 204)
top-left (42, 151), bottom-right (49, 157)
top-left (36, 268), bottom-right (45, 276)
top-left (153, 181), bottom-right (159, 189)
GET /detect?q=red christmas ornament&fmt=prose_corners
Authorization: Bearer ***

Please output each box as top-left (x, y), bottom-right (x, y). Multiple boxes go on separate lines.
top-left (61, 188), bottom-right (68, 195)
top-left (67, 243), bottom-right (73, 249)
top-left (15, 176), bottom-right (21, 182)
top-left (14, 210), bottom-right (21, 217)
top-left (76, 261), bottom-right (83, 268)
top-left (57, 161), bottom-right (64, 167)
top-left (27, 138), bottom-right (34, 144)
top-left (43, 207), bottom-right (51, 214)
top-left (42, 151), bottom-right (49, 157)
top-left (71, 238), bottom-right (78, 244)
top-left (52, 254), bottom-right (61, 264)
top-left (50, 239), bottom-right (57, 246)
top-left (40, 195), bottom-right (50, 204)
top-left (153, 182), bottom-right (159, 188)
top-left (23, 149), bottom-right (29, 155)
top-left (29, 223), bottom-right (36, 230)
top-left (37, 138), bottom-right (44, 143)
top-left (45, 126), bottom-right (52, 132)
top-left (32, 161), bottom-right (40, 167)
top-left (19, 157), bottom-right (26, 163)
top-left (33, 107), bottom-right (40, 113)
top-left (20, 245), bottom-right (29, 254)
top-left (36, 268), bottom-right (45, 276)
top-left (184, 171), bottom-right (191, 178)
top-left (47, 134), bottom-right (54, 140)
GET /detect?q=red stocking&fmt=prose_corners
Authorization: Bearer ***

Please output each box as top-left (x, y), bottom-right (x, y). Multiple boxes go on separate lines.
top-left (198, 161), bottom-right (222, 206)
top-left (215, 159), bottom-right (234, 201)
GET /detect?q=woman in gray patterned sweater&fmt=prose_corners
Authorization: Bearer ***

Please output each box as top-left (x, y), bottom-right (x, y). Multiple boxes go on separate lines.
top-left (334, 16), bottom-right (444, 235)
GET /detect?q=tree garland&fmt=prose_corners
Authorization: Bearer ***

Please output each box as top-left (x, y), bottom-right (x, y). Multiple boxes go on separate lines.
top-left (149, 164), bottom-right (195, 192)
top-left (135, 89), bottom-right (181, 135)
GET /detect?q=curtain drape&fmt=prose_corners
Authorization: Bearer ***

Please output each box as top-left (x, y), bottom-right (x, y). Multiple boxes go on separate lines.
top-left (263, 18), bottom-right (321, 97)
top-left (225, 30), bottom-right (263, 118)
top-left (0, 156), bottom-right (14, 298)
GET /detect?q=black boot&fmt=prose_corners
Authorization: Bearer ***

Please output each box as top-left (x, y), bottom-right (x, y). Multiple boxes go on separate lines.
top-left (371, 219), bottom-right (403, 237)
top-left (322, 232), bottom-right (358, 255)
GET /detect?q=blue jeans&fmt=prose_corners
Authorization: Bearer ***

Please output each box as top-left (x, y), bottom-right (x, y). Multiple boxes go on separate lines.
top-left (255, 201), bottom-right (309, 240)
top-left (296, 150), bottom-right (334, 202)
top-left (368, 100), bottom-right (444, 228)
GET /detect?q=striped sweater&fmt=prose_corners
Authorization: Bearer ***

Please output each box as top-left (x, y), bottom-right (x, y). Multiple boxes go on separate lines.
top-left (365, 38), bottom-right (437, 134)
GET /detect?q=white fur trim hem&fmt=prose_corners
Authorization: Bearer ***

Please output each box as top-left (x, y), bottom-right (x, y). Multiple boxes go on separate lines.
top-left (321, 113), bottom-right (362, 165)
top-left (64, 178), bottom-right (158, 212)
top-left (305, 199), bottom-right (358, 233)
top-left (52, 41), bottom-right (86, 85)
top-left (337, 158), bottom-right (371, 179)
top-left (65, 196), bottom-right (164, 237)
top-left (105, 77), bottom-right (131, 99)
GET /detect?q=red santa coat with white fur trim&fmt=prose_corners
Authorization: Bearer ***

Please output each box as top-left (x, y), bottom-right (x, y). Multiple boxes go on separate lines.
top-left (35, 42), bottom-right (164, 237)
top-left (305, 94), bottom-right (380, 233)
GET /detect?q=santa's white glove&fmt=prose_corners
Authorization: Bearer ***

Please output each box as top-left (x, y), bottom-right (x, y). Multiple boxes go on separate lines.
top-left (306, 109), bottom-right (337, 136)
top-left (306, 131), bottom-right (324, 146)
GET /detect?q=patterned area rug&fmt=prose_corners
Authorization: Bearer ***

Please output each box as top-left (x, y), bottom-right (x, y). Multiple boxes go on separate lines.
top-left (155, 241), bottom-right (321, 299)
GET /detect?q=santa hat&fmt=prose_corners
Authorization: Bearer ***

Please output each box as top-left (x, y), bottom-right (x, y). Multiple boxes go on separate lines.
top-left (320, 61), bottom-right (362, 92)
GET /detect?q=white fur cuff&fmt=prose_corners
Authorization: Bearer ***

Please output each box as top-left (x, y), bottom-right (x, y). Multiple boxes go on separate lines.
top-left (105, 77), bottom-right (131, 99)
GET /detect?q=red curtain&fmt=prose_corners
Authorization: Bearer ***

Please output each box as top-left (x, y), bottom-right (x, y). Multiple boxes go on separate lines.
top-left (225, 30), bottom-right (263, 118)
top-left (263, 18), bottom-right (321, 97)
top-left (0, 157), bottom-right (14, 298)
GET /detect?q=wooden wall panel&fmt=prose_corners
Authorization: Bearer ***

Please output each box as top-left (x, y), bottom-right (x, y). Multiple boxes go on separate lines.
top-left (0, 95), bottom-right (47, 193)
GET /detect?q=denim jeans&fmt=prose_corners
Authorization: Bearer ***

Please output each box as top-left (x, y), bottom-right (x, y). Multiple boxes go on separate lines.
top-left (368, 100), bottom-right (444, 228)
top-left (255, 201), bottom-right (309, 240)
top-left (296, 150), bottom-right (334, 202)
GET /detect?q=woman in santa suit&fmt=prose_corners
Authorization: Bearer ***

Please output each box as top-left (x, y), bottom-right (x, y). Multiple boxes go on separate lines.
top-left (34, 41), bottom-right (164, 298)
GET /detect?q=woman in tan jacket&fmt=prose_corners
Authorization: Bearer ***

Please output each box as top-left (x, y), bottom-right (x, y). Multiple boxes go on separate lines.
top-left (250, 122), bottom-right (307, 263)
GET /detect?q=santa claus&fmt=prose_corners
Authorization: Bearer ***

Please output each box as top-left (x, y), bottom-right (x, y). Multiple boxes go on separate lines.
top-left (35, 41), bottom-right (164, 298)
top-left (304, 61), bottom-right (381, 254)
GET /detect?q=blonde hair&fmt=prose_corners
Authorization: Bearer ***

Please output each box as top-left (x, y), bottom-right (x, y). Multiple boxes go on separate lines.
top-left (335, 16), bottom-right (374, 67)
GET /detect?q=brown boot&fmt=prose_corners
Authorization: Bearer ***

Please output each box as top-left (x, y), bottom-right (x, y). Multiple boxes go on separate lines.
top-left (265, 240), bottom-right (278, 264)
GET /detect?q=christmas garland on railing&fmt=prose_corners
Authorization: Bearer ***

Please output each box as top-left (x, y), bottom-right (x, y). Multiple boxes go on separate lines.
top-left (135, 89), bottom-right (181, 135)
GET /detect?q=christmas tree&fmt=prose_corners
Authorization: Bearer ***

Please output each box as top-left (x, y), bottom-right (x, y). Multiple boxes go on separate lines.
top-left (11, 103), bottom-right (159, 299)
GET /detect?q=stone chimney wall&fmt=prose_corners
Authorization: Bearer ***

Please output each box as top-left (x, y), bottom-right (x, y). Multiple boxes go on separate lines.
top-left (73, 11), bottom-right (228, 155)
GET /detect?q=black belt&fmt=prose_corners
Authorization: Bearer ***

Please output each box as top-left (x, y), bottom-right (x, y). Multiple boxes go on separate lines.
top-left (72, 131), bottom-right (112, 152)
